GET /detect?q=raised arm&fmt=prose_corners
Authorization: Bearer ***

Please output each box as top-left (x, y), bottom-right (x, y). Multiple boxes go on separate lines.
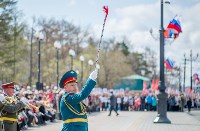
top-left (65, 78), bottom-right (96, 104)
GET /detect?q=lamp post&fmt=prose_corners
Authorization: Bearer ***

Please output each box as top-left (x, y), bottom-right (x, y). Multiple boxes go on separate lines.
top-left (154, 0), bottom-right (171, 123)
top-left (88, 60), bottom-right (94, 72)
top-left (54, 41), bottom-right (61, 88)
top-left (69, 49), bottom-right (76, 70)
top-left (36, 31), bottom-right (44, 91)
top-left (54, 41), bottom-right (61, 120)
top-left (29, 27), bottom-right (35, 87)
top-left (79, 55), bottom-right (85, 87)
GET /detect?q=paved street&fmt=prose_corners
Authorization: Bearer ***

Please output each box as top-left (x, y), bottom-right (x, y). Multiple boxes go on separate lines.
top-left (29, 111), bottom-right (200, 131)
top-left (187, 110), bottom-right (200, 121)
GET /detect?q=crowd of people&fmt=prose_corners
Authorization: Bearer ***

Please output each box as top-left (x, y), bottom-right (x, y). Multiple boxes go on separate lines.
top-left (84, 88), bottom-right (200, 113)
top-left (16, 89), bottom-right (57, 130)
top-left (0, 84), bottom-right (200, 130)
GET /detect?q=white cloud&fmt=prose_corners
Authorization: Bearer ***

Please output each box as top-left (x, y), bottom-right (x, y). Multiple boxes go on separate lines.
top-left (68, 0), bottom-right (76, 6)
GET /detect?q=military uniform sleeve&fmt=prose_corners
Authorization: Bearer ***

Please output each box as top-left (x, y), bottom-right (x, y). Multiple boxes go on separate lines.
top-left (3, 101), bottom-right (26, 113)
top-left (0, 101), bottom-right (4, 108)
top-left (66, 79), bottom-right (96, 105)
top-left (0, 101), bottom-right (5, 111)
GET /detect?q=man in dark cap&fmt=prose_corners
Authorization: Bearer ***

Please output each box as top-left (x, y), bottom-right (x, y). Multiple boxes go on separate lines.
top-left (60, 68), bottom-right (98, 131)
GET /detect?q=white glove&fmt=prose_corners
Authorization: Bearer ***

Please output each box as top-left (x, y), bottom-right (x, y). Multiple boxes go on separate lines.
top-left (0, 94), bottom-right (5, 102)
top-left (89, 68), bottom-right (98, 81)
top-left (20, 97), bottom-right (29, 104)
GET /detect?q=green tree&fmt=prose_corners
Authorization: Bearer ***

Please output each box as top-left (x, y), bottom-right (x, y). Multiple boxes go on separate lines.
top-left (115, 41), bottom-right (130, 56)
top-left (0, 0), bottom-right (22, 82)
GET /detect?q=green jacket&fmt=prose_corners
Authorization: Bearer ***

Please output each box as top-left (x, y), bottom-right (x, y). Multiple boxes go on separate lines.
top-left (0, 101), bottom-right (5, 131)
top-left (1, 101), bottom-right (26, 131)
top-left (60, 78), bottom-right (96, 131)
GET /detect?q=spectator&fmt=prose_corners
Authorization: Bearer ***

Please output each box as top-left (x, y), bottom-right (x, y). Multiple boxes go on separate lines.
top-left (179, 93), bottom-right (185, 112)
top-left (108, 92), bottom-right (119, 116)
top-left (145, 95), bottom-right (152, 111)
top-left (187, 97), bottom-right (192, 112)
top-left (151, 95), bottom-right (157, 111)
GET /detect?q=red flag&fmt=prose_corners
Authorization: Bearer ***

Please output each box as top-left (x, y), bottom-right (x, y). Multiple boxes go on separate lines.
top-left (142, 81), bottom-right (148, 94)
top-left (103, 6), bottom-right (108, 16)
top-left (151, 79), bottom-right (155, 91)
top-left (189, 88), bottom-right (193, 94)
top-left (155, 79), bottom-right (159, 91)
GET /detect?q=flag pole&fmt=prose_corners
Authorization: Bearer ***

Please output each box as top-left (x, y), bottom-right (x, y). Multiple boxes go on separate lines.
top-left (95, 6), bottom-right (109, 67)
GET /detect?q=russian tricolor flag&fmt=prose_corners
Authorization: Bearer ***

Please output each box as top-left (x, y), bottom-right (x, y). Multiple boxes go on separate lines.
top-left (164, 28), bottom-right (173, 38)
top-left (164, 16), bottom-right (182, 40)
top-left (167, 17), bottom-right (182, 34)
top-left (193, 73), bottom-right (200, 81)
top-left (165, 58), bottom-right (174, 70)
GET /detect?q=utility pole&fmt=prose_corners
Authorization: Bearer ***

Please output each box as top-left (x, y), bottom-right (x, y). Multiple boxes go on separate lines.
top-left (178, 65), bottom-right (181, 92)
top-left (183, 54), bottom-right (187, 92)
top-left (184, 50), bottom-right (198, 92)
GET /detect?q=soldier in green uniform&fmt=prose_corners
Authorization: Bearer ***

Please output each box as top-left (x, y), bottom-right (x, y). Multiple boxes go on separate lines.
top-left (0, 94), bottom-right (6, 131)
top-left (1, 82), bottom-right (28, 131)
top-left (60, 69), bottom-right (98, 131)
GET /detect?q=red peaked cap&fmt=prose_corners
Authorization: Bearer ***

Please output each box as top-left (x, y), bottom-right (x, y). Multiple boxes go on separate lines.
top-left (59, 70), bottom-right (77, 88)
top-left (2, 82), bottom-right (15, 89)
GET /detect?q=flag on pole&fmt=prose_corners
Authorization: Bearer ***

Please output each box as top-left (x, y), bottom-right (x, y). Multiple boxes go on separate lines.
top-left (151, 79), bottom-right (155, 91)
top-left (165, 58), bottom-right (175, 70)
top-left (95, 6), bottom-right (109, 66)
top-left (193, 73), bottom-right (200, 81)
top-left (189, 88), bottom-right (193, 94)
top-left (155, 79), bottom-right (159, 91)
top-left (164, 15), bottom-right (182, 39)
top-left (142, 81), bottom-right (148, 94)
top-left (167, 16), bottom-right (182, 34)
top-left (164, 28), bottom-right (173, 38)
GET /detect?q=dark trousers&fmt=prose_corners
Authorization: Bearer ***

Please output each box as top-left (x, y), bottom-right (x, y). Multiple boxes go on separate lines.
top-left (18, 120), bottom-right (26, 130)
top-left (27, 115), bottom-right (34, 127)
top-left (36, 115), bottom-right (45, 125)
top-left (141, 103), bottom-right (145, 111)
top-left (3, 121), bottom-right (17, 131)
top-left (188, 107), bottom-right (191, 112)
top-left (152, 106), bottom-right (156, 111)
top-left (108, 106), bottom-right (118, 116)
top-left (147, 103), bottom-right (152, 111)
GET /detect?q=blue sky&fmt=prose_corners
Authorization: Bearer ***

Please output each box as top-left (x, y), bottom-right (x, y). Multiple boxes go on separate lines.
top-left (17, 0), bottom-right (200, 87)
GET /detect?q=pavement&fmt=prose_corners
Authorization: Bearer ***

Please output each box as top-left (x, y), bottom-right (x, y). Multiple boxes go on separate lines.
top-left (28, 110), bottom-right (200, 131)
top-left (187, 110), bottom-right (200, 121)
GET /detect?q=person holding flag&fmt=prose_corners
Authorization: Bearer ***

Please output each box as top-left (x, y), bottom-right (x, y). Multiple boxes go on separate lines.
top-left (59, 68), bottom-right (98, 131)
top-left (59, 5), bottom-right (108, 131)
